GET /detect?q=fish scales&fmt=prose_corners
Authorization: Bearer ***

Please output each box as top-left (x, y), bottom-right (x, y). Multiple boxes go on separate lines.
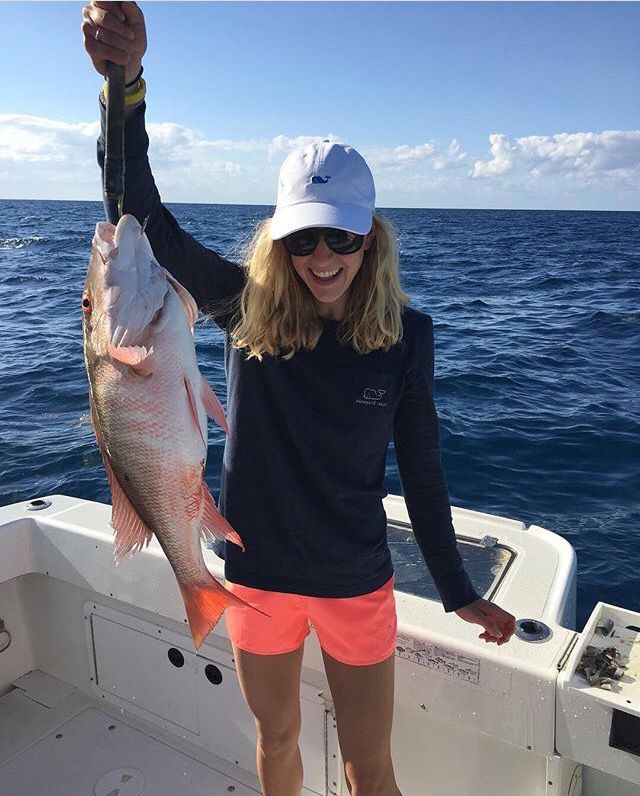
top-left (82, 214), bottom-right (259, 649)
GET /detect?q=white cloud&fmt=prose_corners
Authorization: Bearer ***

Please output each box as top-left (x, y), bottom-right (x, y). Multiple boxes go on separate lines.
top-left (388, 142), bottom-right (437, 161)
top-left (145, 122), bottom-right (245, 186)
top-left (0, 113), bottom-right (638, 209)
top-left (0, 114), bottom-right (99, 163)
top-left (472, 130), bottom-right (640, 186)
top-left (362, 139), bottom-right (468, 180)
top-left (472, 134), bottom-right (513, 177)
top-left (266, 133), bottom-right (341, 161)
top-left (146, 124), bottom-right (341, 161)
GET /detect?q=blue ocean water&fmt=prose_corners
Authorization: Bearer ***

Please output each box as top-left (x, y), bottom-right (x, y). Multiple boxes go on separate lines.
top-left (1, 199), bottom-right (638, 630)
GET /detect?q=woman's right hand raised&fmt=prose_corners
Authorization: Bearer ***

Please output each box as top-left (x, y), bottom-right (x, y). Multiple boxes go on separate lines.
top-left (82, 1), bottom-right (147, 84)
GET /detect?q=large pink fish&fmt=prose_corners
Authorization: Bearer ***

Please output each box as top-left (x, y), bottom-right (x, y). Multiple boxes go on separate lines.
top-left (82, 214), bottom-right (257, 649)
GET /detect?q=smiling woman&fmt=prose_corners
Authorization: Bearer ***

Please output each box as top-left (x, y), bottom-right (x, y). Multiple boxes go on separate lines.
top-left (230, 138), bottom-right (403, 356)
top-left (80, 2), bottom-right (516, 795)
top-left (231, 143), bottom-right (407, 357)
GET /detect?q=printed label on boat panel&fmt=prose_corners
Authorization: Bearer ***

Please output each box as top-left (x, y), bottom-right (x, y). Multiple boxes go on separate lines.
top-left (395, 634), bottom-right (481, 684)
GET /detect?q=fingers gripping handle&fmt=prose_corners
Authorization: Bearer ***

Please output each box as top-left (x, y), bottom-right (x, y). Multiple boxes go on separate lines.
top-left (104, 62), bottom-right (125, 224)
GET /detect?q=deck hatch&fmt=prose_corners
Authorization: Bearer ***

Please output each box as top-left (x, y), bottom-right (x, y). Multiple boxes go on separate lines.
top-left (387, 520), bottom-right (514, 601)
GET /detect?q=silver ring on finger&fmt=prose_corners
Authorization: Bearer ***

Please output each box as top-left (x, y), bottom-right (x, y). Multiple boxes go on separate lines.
top-left (94, 27), bottom-right (102, 42)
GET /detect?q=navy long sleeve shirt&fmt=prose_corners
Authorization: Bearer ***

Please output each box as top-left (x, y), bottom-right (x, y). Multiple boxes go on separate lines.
top-left (97, 101), bottom-right (481, 612)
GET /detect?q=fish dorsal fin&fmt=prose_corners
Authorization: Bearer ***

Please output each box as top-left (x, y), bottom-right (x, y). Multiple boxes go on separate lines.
top-left (200, 482), bottom-right (245, 551)
top-left (162, 268), bottom-right (198, 333)
top-left (200, 374), bottom-right (229, 435)
top-left (89, 401), bottom-right (153, 563)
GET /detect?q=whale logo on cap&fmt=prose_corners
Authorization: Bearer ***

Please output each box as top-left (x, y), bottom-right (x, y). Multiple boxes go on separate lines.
top-left (311, 175), bottom-right (331, 184)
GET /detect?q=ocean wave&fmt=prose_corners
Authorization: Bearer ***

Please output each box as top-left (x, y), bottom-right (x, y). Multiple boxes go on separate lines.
top-left (18, 215), bottom-right (50, 225)
top-left (0, 235), bottom-right (45, 249)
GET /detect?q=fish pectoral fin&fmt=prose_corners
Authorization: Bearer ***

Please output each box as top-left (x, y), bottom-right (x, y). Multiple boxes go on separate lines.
top-left (200, 374), bottom-right (229, 435)
top-left (178, 577), bottom-right (268, 650)
top-left (108, 344), bottom-right (154, 375)
top-left (200, 483), bottom-right (245, 551)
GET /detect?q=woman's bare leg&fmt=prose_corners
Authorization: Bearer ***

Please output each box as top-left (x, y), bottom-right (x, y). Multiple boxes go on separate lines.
top-left (322, 649), bottom-right (402, 796)
top-left (233, 642), bottom-right (305, 796)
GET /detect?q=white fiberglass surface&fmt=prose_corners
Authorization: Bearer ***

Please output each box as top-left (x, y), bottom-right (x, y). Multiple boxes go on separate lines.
top-left (0, 702), bottom-right (260, 796)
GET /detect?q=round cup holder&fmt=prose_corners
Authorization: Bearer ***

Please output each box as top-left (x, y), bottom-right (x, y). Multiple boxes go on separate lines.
top-left (515, 618), bottom-right (552, 643)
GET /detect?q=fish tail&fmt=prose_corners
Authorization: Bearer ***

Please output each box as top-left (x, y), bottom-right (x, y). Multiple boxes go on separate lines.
top-left (178, 576), bottom-right (268, 650)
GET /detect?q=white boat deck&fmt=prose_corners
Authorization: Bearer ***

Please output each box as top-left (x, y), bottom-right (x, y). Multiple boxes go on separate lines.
top-left (1, 671), bottom-right (270, 795)
top-left (1, 494), bottom-right (639, 796)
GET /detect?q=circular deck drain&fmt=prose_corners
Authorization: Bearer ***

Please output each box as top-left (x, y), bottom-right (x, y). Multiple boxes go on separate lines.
top-left (26, 498), bottom-right (51, 511)
top-left (94, 768), bottom-right (144, 796)
top-left (515, 618), bottom-right (552, 642)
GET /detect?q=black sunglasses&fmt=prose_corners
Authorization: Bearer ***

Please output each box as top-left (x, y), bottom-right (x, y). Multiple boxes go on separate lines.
top-left (282, 227), bottom-right (365, 257)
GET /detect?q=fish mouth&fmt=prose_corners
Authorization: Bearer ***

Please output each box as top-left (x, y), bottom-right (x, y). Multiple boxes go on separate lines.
top-left (114, 214), bottom-right (143, 244)
top-left (94, 214), bottom-right (142, 261)
top-left (93, 221), bottom-right (118, 264)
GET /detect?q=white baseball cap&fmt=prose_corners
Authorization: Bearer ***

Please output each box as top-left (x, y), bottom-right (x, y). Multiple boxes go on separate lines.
top-left (270, 140), bottom-right (375, 240)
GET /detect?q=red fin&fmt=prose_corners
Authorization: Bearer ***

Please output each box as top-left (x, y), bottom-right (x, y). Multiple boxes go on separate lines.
top-left (89, 401), bottom-right (153, 563)
top-left (108, 344), bottom-right (154, 375)
top-left (184, 377), bottom-right (206, 447)
top-left (109, 468), bottom-right (154, 563)
top-left (162, 268), bottom-right (198, 332)
top-left (200, 483), bottom-right (245, 551)
top-left (178, 576), bottom-right (268, 650)
top-left (200, 374), bottom-right (229, 435)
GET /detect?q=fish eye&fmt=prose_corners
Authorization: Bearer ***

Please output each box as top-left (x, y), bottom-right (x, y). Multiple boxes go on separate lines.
top-left (82, 295), bottom-right (92, 314)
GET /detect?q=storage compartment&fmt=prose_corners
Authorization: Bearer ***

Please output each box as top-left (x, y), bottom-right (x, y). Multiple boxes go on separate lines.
top-left (387, 519), bottom-right (514, 602)
top-left (556, 602), bottom-right (640, 785)
top-left (84, 602), bottom-right (338, 795)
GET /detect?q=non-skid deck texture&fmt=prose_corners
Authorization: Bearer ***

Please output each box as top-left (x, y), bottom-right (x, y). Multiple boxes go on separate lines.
top-left (0, 691), bottom-right (260, 796)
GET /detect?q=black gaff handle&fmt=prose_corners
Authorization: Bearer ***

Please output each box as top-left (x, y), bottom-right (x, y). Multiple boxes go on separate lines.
top-left (103, 62), bottom-right (125, 225)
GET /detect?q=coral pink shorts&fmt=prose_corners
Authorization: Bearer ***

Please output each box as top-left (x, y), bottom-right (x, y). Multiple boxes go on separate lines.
top-left (224, 574), bottom-right (397, 666)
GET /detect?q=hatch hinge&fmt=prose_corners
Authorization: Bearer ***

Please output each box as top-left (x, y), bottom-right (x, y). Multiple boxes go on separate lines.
top-left (556, 632), bottom-right (581, 672)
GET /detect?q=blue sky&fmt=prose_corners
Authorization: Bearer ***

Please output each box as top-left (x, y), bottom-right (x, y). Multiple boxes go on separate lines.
top-left (1, 1), bottom-right (639, 209)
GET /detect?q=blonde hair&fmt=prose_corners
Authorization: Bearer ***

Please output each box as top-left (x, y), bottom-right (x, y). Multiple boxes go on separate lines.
top-left (230, 213), bottom-right (408, 360)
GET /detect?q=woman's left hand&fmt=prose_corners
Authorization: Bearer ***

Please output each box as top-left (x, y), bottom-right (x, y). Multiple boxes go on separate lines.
top-left (454, 598), bottom-right (516, 645)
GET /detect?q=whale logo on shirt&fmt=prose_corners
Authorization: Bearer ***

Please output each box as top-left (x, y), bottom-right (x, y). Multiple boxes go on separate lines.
top-left (356, 387), bottom-right (388, 408)
top-left (363, 388), bottom-right (386, 401)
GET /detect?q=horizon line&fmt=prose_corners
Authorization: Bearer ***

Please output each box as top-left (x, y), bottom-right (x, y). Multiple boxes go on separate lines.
top-left (0, 198), bottom-right (637, 214)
